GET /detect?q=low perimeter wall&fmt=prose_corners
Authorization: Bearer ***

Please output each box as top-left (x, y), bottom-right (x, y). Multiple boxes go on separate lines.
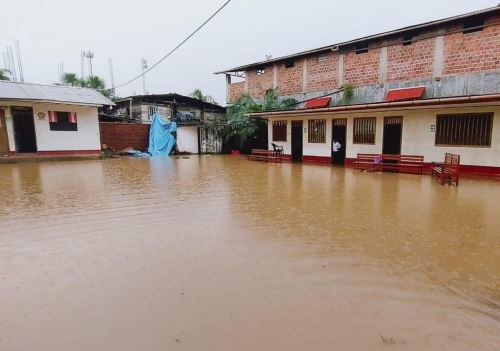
top-left (99, 123), bottom-right (150, 151)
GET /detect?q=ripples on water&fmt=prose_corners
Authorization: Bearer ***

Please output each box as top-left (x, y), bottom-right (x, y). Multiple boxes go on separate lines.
top-left (0, 156), bottom-right (499, 351)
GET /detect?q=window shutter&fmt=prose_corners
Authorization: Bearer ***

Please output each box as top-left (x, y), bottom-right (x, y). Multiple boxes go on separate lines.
top-left (48, 111), bottom-right (58, 123)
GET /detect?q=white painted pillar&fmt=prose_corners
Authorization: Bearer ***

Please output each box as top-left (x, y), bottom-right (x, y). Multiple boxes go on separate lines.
top-left (433, 36), bottom-right (445, 78)
top-left (338, 54), bottom-right (344, 87)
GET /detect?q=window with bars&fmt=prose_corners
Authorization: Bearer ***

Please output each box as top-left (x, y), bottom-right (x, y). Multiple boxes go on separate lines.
top-left (272, 120), bottom-right (287, 142)
top-left (353, 117), bottom-right (376, 144)
top-left (308, 119), bottom-right (326, 143)
top-left (435, 113), bottom-right (493, 147)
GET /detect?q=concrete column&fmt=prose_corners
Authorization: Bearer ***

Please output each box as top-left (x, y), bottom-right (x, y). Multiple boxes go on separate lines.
top-left (338, 54), bottom-right (344, 87)
top-left (302, 59), bottom-right (308, 93)
top-left (379, 47), bottom-right (388, 83)
top-left (225, 74), bottom-right (231, 103)
top-left (433, 36), bottom-right (445, 78)
top-left (273, 64), bottom-right (278, 89)
top-left (244, 75), bottom-right (248, 94)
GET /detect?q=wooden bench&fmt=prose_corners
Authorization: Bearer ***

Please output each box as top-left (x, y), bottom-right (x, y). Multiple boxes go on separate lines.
top-left (353, 153), bottom-right (424, 174)
top-left (432, 153), bottom-right (460, 185)
top-left (248, 149), bottom-right (282, 163)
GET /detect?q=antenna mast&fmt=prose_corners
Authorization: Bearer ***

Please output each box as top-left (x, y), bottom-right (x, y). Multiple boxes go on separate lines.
top-left (108, 57), bottom-right (116, 96)
top-left (141, 58), bottom-right (148, 95)
top-left (14, 40), bottom-right (24, 82)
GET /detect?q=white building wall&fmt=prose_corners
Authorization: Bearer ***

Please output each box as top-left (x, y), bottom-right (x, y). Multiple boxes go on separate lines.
top-left (2, 101), bottom-right (101, 152)
top-left (268, 104), bottom-right (500, 167)
top-left (176, 126), bottom-right (199, 154)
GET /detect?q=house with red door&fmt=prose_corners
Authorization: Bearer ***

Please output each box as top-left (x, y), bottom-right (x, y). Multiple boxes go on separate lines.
top-left (217, 5), bottom-right (500, 176)
top-left (0, 81), bottom-right (113, 159)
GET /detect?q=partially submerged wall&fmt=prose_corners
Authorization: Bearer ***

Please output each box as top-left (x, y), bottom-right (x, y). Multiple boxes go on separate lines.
top-left (99, 123), bottom-right (150, 151)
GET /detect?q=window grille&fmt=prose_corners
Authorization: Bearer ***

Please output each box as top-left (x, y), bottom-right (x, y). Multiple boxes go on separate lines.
top-left (353, 117), bottom-right (376, 144)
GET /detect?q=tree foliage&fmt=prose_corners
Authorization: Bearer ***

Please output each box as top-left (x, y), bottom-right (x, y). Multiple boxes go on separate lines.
top-left (190, 88), bottom-right (217, 105)
top-left (0, 69), bottom-right (10, 81)
top-left (225, 89), bottom-right (298, 147)
top-left (61, 73), bottom-right (112, 98)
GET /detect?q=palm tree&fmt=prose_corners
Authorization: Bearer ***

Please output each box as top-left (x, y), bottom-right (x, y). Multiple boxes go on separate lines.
top-left (190, 89), bottom-right (217, 105)
top-left (85, 76), bottom-right (106, 90)
top-left (225, 89), bottom-right (298, 147)
top-left (62, 73), bottom-right (81, 86)
top-left (0, 69), bottom-right (11, 81)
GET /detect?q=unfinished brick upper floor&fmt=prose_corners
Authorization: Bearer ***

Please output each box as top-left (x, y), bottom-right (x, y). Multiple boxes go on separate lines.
top-left (226, 12), bottom-right (500, 103)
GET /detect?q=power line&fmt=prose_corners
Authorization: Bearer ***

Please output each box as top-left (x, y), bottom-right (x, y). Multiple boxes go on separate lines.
top-left (114, 0), bottom-right (232, 90)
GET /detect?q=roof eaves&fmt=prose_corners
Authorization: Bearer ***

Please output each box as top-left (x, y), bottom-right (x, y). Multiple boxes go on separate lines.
top-left (215, 5), bottom-right (500, 74)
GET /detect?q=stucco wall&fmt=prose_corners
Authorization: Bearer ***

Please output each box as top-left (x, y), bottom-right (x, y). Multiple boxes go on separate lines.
top-left (176, 126), bottom-right (199, 154)
top-left (268, 105), bottom-right (500, 167)
top-left (2, 101), bottom-right (100, 152)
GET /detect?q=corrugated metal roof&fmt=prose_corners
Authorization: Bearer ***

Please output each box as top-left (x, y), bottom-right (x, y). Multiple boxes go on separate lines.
top-left (0, 81), bottom-right (114, 106)
top-left (215, 5), bottom-right (500, 74)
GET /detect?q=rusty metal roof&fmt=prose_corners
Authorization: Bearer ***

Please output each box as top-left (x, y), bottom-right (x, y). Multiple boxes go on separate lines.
top-left (0, 81), bottom-right (114, 106)
top-left (215, 5), bottom-right (500, 74)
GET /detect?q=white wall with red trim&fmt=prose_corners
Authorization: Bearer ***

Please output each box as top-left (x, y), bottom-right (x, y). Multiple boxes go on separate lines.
top-left (267, 104), bottom-right (500, 168)
top-left (1, 101), bottom-right (101, 152)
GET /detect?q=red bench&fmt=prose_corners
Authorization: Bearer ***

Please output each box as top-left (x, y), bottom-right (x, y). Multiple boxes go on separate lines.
top-left (353, 153), bottom-right (424, 174)
top-left (432, 153), bottom-right (460, 185)
top-left (248, 149), bottom-right (282, 163)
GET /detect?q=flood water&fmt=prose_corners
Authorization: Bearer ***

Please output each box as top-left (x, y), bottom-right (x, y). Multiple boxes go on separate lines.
top-left (0, 156), bottom-right (499, 351)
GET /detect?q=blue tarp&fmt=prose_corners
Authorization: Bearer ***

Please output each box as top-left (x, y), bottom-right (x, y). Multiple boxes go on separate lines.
top-left (147, 113), bottom-right (177, 157)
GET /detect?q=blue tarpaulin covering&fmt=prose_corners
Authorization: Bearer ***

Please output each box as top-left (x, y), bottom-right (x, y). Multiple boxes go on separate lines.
top-left (147, 113), bottom-right (177, 157)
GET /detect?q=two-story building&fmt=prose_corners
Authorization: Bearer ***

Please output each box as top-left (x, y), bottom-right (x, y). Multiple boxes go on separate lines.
top-left (217, 6), bottom-right (500, 175)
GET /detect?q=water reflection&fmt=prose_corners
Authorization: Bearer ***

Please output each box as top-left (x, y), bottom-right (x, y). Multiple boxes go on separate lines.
top-left (0, 156), bottom-right (499, 351)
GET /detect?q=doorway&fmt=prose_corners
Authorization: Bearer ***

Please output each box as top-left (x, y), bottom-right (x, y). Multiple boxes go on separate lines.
top-left (382, 116), bottom-right (402, 155)
top-left (12, 107), bottom-right (37, 153)
top-left (291, 120), bottom-right (303, 162)
top-left (0, 109), bottom-right (10, 154)
top-left (331, 119), bottom-right (347, 165)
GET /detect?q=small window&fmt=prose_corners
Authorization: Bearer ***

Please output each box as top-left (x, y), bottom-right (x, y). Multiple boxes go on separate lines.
top-left (256, 67), bottom-right (266, 75)
top-left (435, 113), bottom-right (493, 146)
top-left (463, 17), bottom-right (485, 34)
top-left (272, 121), bottom-right (287, 142)
top-left (308, 119), bottom-right (326, 143)
top-left (353, 117), bottom-right (376, 144)
top-left (403, 33), bottom-right (414, 46)
top-left (49, 111), bottom-right (78, 131)
top-left (355, 41), bottom-right (369, 54)
top-left (284, 59), bottom-right (295, 68)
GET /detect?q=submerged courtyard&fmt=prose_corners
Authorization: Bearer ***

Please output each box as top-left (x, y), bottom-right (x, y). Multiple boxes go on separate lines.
top-left (0, 156), bottom-right (499, 350)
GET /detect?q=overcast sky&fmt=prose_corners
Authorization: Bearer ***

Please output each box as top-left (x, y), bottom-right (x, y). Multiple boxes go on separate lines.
top-left (1, 0), bottom-right (498, 104)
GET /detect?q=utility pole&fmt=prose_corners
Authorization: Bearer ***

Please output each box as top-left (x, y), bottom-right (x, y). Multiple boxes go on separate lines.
top-left (141, 58), bottom-right (148, 95)
top-left (58, 63), bottom-right (64, 83)
top-left (14, 40), bottom-right (24, 82)
top-left (81, 51), bottom-right (85, 82)
top-left (7, 46), bottom-right (17, 81)
top-left (108, 58), bottom-right (116, 96)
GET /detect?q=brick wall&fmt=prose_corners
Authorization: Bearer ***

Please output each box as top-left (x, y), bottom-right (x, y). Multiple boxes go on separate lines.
top-left (277, 59), bottom-right (304, 95)
top-left (99, 123), bottom-right (150, 151)
top-left (228, 81), bottom-right (245, 102)
top-left (387, 37), bottom-right (435, 81)
top-left (227, 13), bottom-right (500, 101)
top-left (443, 15), bottom-right (500, 75)
top-left (306, 52), bottom-right (339, 92)
top-left (247, 68), bottom-right (274, 99)
top-left (343, 49), bottom-right (381, 86)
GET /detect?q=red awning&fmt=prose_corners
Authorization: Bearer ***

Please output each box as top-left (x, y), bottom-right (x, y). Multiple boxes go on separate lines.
top-left (305, 97), bottom-right (331, 109)
top-left (385, 87), bottom-right (425, 102)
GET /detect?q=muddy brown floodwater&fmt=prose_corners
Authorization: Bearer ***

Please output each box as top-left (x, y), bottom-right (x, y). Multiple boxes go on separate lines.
top-left (0, 156), bottom-right (499, 351)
